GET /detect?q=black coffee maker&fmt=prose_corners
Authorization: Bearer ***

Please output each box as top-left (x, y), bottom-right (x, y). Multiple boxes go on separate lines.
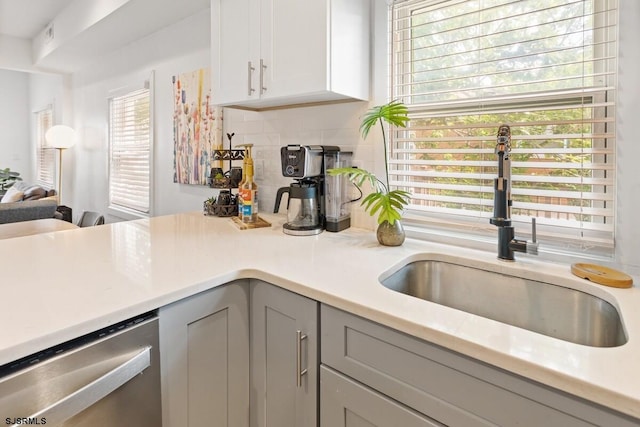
top-left (273, 145), bottom-right (339, 236)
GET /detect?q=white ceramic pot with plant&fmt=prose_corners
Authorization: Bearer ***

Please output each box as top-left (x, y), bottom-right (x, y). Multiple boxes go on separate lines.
top-left (328, 100), bottom-right (410, 246)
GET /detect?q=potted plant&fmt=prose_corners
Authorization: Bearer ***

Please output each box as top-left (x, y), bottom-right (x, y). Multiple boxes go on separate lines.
top-left (328, 100), bottom-right (411, 246)
top-left (0, 168), bottom-right (22, 195)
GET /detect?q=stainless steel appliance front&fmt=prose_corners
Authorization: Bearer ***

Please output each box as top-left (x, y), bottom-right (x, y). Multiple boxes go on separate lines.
top-left (0, 313), bottom-right (161, 426)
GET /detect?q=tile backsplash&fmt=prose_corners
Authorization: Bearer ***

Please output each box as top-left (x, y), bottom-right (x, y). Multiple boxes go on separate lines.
top-left (223, 102), bottom-right (377, 230)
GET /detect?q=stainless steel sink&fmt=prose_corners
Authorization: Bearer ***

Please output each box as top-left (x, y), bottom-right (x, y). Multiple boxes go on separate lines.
top-left (381, 260), bottom-right (626, 347)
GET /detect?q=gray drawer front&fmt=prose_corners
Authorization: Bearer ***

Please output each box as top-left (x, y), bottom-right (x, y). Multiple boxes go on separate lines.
top-left (321, 305), bottom-right (638, 427)
top-left (321, 365), bottom-right (443, 427)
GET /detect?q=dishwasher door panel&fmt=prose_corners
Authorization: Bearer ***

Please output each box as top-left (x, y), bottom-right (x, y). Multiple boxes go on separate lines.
top-left (0, 316), bottom-right (161, 427)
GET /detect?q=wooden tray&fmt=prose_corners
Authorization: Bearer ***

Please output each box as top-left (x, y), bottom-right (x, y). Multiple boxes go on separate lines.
top-left (230, 215), bottom-right (272, 230)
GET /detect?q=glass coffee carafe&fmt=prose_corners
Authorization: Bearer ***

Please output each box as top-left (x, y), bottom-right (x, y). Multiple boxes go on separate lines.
top-left (275, 180), bottom-right (323, 235)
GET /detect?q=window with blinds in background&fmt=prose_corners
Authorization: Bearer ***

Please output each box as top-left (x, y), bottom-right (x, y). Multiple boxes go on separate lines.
top-left (109, 88), bottom-right (151, 214)
top-left (390, 0), bottom-right (617, 256)
top-left (35, 107), bottom-right (55, 188)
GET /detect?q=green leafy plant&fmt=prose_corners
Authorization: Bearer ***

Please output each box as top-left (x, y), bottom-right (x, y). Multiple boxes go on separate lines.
top-left (328, 100), bottom-right (410, 225)
top-left (0, 168), bottom-right (22, 192)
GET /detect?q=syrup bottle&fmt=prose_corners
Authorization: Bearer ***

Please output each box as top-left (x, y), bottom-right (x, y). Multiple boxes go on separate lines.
top-left (239, 144), bottom-right (258, 223)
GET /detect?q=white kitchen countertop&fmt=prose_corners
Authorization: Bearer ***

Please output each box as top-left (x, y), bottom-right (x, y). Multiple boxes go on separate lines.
top-left (1, 211), bottom-right (639, 419)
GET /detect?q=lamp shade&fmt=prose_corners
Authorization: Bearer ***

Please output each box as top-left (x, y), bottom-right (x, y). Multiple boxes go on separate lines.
top-left (45, 125), bottom-right (77, 149)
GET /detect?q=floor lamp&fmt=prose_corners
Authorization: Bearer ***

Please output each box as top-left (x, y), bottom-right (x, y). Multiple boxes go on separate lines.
top-left (45, 125), bottom-right (77, 205)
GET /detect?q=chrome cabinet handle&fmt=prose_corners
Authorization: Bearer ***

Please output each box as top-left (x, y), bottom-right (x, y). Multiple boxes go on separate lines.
top-left (260, 59), bottom-right (267, 95)
top-left (14, 346), bottom-right (151, 427)
top-left (296, 330), bottom-right (308, 387)
top-left (248, 61), bottom-right (256, 96)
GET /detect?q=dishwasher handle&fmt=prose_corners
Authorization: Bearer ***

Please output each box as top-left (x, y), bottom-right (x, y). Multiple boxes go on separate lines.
top-left (12, 346), bottom-right (151, 427)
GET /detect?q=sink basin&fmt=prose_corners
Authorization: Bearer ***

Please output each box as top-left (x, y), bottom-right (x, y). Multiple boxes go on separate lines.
top-left (381, 260), bottom-right (627, 347)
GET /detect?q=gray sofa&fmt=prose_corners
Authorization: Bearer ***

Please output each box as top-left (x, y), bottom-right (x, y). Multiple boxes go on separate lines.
top-left (0, 182), bottom-right (58, 224)
top-left (0, 199), bottom-right (58, 224)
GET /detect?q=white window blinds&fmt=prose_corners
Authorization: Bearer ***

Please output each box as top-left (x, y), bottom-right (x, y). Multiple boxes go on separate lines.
top-left (109, 88), bottom-right (151, 214)
top-left (390, 0), bottom-right (617, 255)
top-left (35, 107), bottom-right (55, 188)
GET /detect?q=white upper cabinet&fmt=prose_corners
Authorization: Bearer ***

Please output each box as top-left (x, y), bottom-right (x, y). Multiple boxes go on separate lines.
top-left (211, 0), bottom-right (371, 110)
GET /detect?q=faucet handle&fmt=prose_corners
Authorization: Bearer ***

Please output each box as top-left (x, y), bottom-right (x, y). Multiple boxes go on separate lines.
top-left (527, 218), bottom-right (539, 255)
top-left (531, 217), bottom-right (537, 243)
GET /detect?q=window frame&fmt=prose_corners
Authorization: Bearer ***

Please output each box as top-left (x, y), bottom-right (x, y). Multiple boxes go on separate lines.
top-left (107, 75), bottom-right (154, 220)
top-left (389, 0), bottom-right (618, 261)
top-left (34, 105), bottom-right (55, 189)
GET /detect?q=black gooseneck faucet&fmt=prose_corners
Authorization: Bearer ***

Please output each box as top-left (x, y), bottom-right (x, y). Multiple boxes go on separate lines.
top-left (490, 125), bottom-right (538, 261)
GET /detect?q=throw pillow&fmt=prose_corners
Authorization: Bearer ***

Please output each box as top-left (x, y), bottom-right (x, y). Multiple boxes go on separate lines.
top-left (22, 185), bottom-right (47, 200)
top-left (1, 187), bottom-right (24, 203)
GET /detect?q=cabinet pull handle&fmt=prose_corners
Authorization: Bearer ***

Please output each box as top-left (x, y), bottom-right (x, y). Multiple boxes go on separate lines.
top-left (248, 61), bottom-right (256, 96)
top-left (260, 59), bottom-right (267, 95)
top-left (296, 330), bottom-right (308, 387)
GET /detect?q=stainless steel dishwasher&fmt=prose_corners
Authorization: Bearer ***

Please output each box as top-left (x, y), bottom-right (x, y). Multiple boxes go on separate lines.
top-left (0, 311), bottom-right (161, 426)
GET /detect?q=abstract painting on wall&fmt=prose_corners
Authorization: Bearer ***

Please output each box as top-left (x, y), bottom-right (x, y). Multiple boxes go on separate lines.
top-left (172, 68), bottom-right (222, 185)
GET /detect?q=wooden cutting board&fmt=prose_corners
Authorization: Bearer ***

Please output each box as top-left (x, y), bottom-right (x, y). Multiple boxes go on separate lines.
top-left (571, 263), bottom-right (633, 288)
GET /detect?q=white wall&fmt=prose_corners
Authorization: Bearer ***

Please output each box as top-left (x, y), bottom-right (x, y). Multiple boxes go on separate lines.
top-left (0, 70), bottom-right (31, 180)
top-left (0, 35), bottom-right (32, 72)
top-left (69, 12), bottom-right (212, 221)
top-left (28, 73), bottom-right (68, 126)
top-left (27, 72), bottom-right (69, 191)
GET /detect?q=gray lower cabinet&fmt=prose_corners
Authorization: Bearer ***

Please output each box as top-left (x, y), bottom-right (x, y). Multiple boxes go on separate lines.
top-left (250, 279), bottom-right (319, 427)
top-left (321, 304), bottom-right (640, 427)
top-left (159, 280), bottom-right (250, 427)
top-left (321, 365), bottom-right (444, 427)
top-left (158, 280), bottom-right (638, 427)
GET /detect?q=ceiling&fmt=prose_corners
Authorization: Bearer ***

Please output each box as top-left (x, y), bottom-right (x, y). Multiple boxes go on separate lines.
top-left (0, 0), bottom-right (76, 39)
top-left (0, 0), bottom-right (210, 73)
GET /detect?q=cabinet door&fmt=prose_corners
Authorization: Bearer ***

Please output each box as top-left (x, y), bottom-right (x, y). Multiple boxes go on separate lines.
top-left (320, 366), bottom-right (444, 427)
top-left (211, 0), bottom-right (256, 104)
top-left (212, 0), bottom-right (369, 108)
top-left (251, 279), bottom-right (318, 427)
top-left (322, 305), bottom-right (639, 427)
top-left (259, 0), bottom-right (327, 99)
top-left (160, 281), bottom-right (249, 427)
